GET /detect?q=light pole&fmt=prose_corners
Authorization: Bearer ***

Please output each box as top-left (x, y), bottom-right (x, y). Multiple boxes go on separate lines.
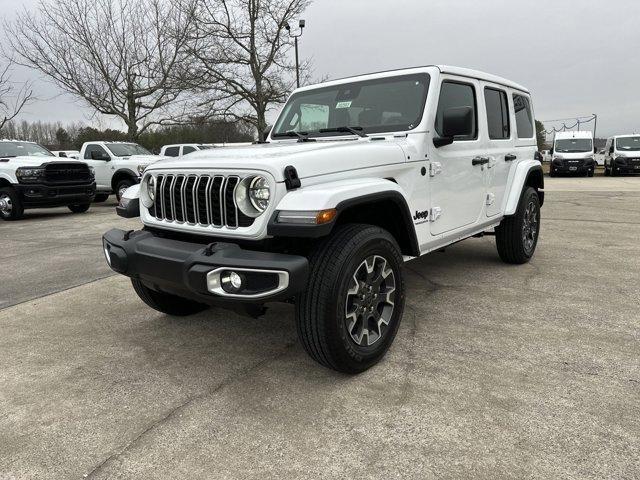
top-left (285, 19), bottom-right (305, 88)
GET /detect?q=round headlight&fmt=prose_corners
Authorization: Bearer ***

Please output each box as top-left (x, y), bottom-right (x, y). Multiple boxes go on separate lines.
top-left (140, 175), bottom-right (155, 208)
top-left (235, 175), bottom-right (270, 218)
top-left (248, 176), bottom-right (270, 212)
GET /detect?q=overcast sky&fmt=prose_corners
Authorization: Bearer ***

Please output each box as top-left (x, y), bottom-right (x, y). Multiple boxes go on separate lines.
top-left (2, 0), bottom-right (640, 137)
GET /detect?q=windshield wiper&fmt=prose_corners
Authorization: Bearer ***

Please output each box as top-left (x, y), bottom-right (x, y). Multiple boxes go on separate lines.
top-left (283, 130), bottom-right (316, 142)
top-left (319, 126), bottom-right (368, 138)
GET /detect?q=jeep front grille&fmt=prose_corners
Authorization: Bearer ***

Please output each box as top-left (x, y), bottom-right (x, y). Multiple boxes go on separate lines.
top-left (150, 174), bottom-right (254, 229)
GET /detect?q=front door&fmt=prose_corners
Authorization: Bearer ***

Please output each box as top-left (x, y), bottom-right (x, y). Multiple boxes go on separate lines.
top-left (482, 85), bottom-right (516, 217)
top-left (83, 144), bottom-right (112, 189)
top-left (429, 79), bottom-right (486, 236)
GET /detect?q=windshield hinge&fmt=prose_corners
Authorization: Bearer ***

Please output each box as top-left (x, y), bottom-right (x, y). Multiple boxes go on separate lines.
top-left (284, 165), bottom-right (301, 190)
top-left (429, 162), bottom-right (442, 177)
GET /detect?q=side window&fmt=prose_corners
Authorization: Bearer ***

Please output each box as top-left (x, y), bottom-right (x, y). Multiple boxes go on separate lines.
top-left (182, 146), bottom-right (197, 155)
top-left (513, 94), bottom-right (534, 139)
top-left (435, 81), bottom-right (477, 140)
top-left (164, 146), bottom-right (180, 157)
top-left (84, 144), bottom-right (107, 160)
top-left (484, 88), bottom-right (510, 140)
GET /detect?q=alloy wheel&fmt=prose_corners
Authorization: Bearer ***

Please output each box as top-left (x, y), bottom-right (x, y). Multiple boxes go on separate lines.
top-left (344, 255), bottom-right (396, 347)
top-left (0, 193), bottom-right (12, 217)
top-left (522, 201), bottom-right (539, 254)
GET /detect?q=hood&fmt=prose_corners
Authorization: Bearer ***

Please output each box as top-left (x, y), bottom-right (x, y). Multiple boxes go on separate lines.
top-left (554, 151), bottom-right (593, 160)
top-left (1, 156), bottom-right (87, 167)
top-left (145, 138), bottom-right (407, 181)
top-left (128, 154), bottom-right (162, 165)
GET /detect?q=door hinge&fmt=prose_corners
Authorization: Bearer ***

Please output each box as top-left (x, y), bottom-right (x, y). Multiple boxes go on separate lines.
top-left (429, 162), bottom-right (442, 177)
top-left (430, 206), bottom-right (442, 222)
top-left (486, 193), bottom-right (495, 206)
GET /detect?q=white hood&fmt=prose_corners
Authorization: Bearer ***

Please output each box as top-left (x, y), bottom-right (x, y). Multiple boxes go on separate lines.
top-left (127, 154), bottom-right (162, 165)
top-left (144, 138), bottom-right (407, 181)
top-left (2, 156), bottom-right (87, 167)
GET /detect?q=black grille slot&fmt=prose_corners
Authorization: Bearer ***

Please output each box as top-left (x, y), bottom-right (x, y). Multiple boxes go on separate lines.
top-left (173, 176), bottom-right (185, 222)
top-left (163, 175), bottom-right (174, 221)
top-left (196, 177), bottom-right (209, 224)
top-left (224, 177), bottom-right (239, 227)
top-left (209, 176), bottom-right (224, 226)
top-left (184, 176), bottom-right (197, 223)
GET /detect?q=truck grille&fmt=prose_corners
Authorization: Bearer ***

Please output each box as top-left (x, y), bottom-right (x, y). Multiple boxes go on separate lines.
top-left (150, 174), bottom-right (254, 229)
top-left (44, 162), bottom-right (91, 184)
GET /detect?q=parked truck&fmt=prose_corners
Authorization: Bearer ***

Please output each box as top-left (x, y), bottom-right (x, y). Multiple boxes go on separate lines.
top-left (549, 131), bottom-right (596, 177)
top-left (604, 135), bottom-right (640, 176)
top-left (0, 140), bottom-right (95, 220)
top-left (79, 141), bottom-right (160, 201)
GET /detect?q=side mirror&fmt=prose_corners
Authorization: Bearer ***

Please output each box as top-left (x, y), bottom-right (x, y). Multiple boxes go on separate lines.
top-left (433, 107), bottom-right (473, 148)
top-left (58, 152), bottom-right (67, 158)
top-left (91, 150), bottom-right (110, 161)
top-left (609, 146), bottom-right (614, 154)
top-left (594, 146), bottom-right (597, 153)
top-left (550, 147), bottom-right (554, 155)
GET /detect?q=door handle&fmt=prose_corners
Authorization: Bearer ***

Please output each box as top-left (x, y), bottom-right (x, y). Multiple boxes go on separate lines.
top-left (472, 156), bottom-right (490, 166)
top-left (505, 154), bottom-right (517, 162)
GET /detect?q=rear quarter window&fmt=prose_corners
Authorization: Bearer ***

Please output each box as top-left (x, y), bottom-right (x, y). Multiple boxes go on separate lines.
top-left (513, 94), bottom-right (534, 139)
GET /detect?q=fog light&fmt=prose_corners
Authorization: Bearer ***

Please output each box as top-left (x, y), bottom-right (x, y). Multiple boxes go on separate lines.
top-left (221, 271), bottom-right (244, 293)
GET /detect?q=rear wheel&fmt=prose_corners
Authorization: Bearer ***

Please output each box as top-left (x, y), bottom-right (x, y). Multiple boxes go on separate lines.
top-left (610, 165), bottom-right (618, 177)
top-left (68, 203), bottom-right (90, 213)
top-left (0, 187), bottom-right (24, 221)
top-left (115, 179), bottom-right (134, 201)
top-left (495, 187), bottom-right (540, 264)
top-left (296, 224), bottom-right (406, 374)
top-left (131, 279), bottom-right (209, 316)
top-left (94, 193), bottom-right (110, 203)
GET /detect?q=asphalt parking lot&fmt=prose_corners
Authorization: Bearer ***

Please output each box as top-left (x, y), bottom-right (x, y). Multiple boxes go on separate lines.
top-left (1, 173), bottom-right (639, 479)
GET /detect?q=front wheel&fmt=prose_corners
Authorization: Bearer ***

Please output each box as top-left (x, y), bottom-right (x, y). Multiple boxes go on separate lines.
top-left (131, 279), bottom-right (209, 316)
top-left (68, 203), bottom-right (91, 213)
top-left (495, 187), bottom-right (541, 264)
top-left (296, 224), bottom-right (406, 374)
top-left (115, 179), bottom-right (134, 201)
top-left (0, 187), bottom-right (24, 221)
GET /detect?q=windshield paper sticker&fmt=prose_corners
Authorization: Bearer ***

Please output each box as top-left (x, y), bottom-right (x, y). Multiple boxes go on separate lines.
top-left (336, 101), bottom-right (352, 109)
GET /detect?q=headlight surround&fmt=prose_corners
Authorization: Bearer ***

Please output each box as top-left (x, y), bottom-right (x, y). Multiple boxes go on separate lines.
top-left (16, 167), bottom-right (45, 183)
top-left (140, 174), bottom-right (155, 208)
top-left (235, 175), bottom-right (271, 218)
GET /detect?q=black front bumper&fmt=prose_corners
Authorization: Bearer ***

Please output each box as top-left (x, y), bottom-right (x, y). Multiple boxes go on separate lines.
top-left (15, 182), bottom-right (96, 207)
top-left (550, 161), bottom-right (594, 174)
top-left (102, 228), bottom-right (309, 306)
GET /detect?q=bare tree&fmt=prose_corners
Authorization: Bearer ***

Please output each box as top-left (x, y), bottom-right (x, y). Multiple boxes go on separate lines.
top-left (188, 0), bottom-right (312, 141)
top-left (0, 62), bottom-right (33, 133)
top-left (6, 0), bottom-right (199, 140)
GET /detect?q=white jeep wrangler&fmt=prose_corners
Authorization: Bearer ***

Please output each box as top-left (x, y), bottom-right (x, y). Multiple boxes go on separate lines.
top-left (0, 140), bottom-right (96, 220)
top-left (103, 66), bottom-right (544, 373)
top-left (79, 141), bottom-right (160, 202)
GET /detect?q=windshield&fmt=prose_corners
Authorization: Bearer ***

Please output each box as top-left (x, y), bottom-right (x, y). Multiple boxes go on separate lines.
top-left (615, 136), bottom-right (640, 151)
top-left (554, 138), bottom-right (593, 153)
top-left (105, 143), bottom-right (151, 156)
top-left (0, 141), bottom-right (54, 158)
top-left (272, 73), bottom-right (430, 138)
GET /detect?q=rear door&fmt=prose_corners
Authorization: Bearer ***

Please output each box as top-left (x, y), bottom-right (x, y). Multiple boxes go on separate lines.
top-left (482, 84), bottom-right (516, 217)
top-left (429, 77), bottom-right (487, 235)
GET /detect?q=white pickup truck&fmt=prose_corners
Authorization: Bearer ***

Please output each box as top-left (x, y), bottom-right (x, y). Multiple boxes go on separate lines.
top-left (0, 140), bottom-right (96, 220)
top-left (79, 141), bottom-right (160, 201)
top-left (103, 65), bottom-right (544, 373)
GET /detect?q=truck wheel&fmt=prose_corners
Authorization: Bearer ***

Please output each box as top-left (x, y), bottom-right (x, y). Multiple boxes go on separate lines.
top-left (495, 187), bottom-right (540, 264)
top-left (604, 164), bottom-right (610, 176)
top-left (94, 194), bottom-right (110, 203)
top-left (296, 224), bottom-right (406, 374)
top-left (131, 279), bottom-right (208, 316)
top-left (68, 203), bottom-right (91, 213)
top-left (610, 165), bottom-right (618, 177)
top-left (0, 187), bottom-right (25, 221)
top-left (549, 168), bottom-right (556, 177)
top-left (115, 179), bottom-right (134, 201)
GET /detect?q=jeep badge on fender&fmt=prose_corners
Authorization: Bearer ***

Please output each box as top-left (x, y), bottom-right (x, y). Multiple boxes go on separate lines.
top-left (102, 65), bottom-right (544, 373)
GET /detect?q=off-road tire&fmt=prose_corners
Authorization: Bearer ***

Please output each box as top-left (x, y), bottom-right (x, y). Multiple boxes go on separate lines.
top-left (296, 224), bottom-right (406, 374)
top-left (495, 187), bottom-right (541, 264)
top-left (94, 193), bottom-right (110, 203)
top-left (0, 186), bottom-right (24, 221)
top-left (115, 179), bottom-right (134, 201)
top-left (131, 279), bottom-right (209, 316)
top-left (68, 203), bottom-right (91, 213)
